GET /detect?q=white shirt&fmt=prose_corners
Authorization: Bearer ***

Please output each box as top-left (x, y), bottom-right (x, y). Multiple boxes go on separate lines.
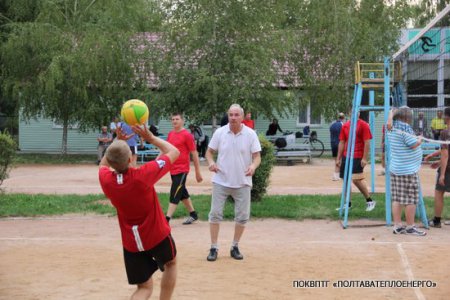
top-left (209, 124), bottom-right (261, 188)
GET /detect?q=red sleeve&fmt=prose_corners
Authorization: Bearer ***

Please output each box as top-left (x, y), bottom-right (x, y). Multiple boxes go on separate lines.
top-left (186, 131), bottom-right (196, 152)
top-left (339, 124), bottom-right (346, 141)
top-left (362, 121), bottom-right (373, 141)
top-left (138, 155), bottom-right (172, 186)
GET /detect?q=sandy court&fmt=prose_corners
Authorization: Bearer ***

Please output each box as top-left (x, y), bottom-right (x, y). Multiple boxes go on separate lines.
top-left (2, 159), bottom-right (441, 196)
top-left (1, 216), bottom-right (450, 300)
top-left (2, 160), bottom-right (450, 299)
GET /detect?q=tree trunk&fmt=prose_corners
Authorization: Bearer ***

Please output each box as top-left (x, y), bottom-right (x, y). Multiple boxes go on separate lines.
top-left (62, 117), bottom-right (68, 155)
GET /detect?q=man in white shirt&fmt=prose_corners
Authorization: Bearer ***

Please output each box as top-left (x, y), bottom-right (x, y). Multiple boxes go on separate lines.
top-left (205, 104), bottom-right (261, 261)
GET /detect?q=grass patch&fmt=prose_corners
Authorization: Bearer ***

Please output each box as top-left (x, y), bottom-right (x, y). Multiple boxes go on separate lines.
top-left (1, 193), bottom-right (449, 221)
top-left (14, 153), bottom-right (97, 164)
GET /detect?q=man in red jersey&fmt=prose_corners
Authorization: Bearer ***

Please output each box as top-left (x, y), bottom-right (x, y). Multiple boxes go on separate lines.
top-left (165, 112), bottom-right (203, 225)
top-left (336, 111), bottom-right (376, 211)
top-left (242, 111), bottom-right (255, 129)
top-left (99, 125), bottom-right (179, 300)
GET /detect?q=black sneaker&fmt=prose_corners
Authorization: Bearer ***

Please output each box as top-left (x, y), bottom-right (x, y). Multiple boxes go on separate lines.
top-left (393, 226), bottom-right (406, 235)
top-left (230, 246), bottom-right (244, 260)
top-left (405, 226), bottom-right (427, 236)
top-left (429, 219), bottom-right (441, 228)
top-left (207, 248), bottom-right (218, 261)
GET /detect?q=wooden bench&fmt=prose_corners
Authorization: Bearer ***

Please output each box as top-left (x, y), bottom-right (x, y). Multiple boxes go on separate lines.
top-left (273, 144), bottom-right (311, 163)
top-left (137, 144), bottom-right (160, 163)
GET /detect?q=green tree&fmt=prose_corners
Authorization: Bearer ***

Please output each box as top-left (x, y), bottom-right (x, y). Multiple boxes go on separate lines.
top-left (276, 0), bottom-right (414, 118)
top-left (1, 0), bottom-right (163, 154)
top-left (0, 131), bottom-right (16, 189)
top-left (414, 0), bottom-right (450, 27)
top-left (151, 0), bottom-right (295, 124)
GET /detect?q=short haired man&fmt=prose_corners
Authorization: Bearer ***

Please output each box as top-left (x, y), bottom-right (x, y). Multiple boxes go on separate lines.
top-left (97, 126), bottom-right (112, 165)
top-left (165, 113), bottom-right (203, 225)
top-left (336, 111), bottom-right (376, 211)
top-left (98, 125), bottom-right (180, 300)
top-left (205, 104), bottom-right (261, 261)
top-left (242, 112), bottom-right (255, 129)
top-left (387, 107), bottom-right (426, 236)
top-left (431, 110), bottom-right (445, 140)
top-left (427, 107), bottom-right (450, 228)
top-left (117, 121), bottom-right (140, 167)
top-left (330, 113), bottom-right (345, 180)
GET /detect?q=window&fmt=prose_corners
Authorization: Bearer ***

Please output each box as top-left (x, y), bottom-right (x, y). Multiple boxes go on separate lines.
top-left (407, 96), bottom-right (437, 108)
top-left (297, 101), bottom-right (322, 126)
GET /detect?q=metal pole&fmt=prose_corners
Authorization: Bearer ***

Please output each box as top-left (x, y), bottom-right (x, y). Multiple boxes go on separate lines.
top-left (384, 57), bottom-right (392, 226)
top-left (369, 72), bottom-right (376, 193)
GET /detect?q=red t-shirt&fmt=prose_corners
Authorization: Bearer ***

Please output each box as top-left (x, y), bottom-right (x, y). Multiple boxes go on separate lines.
top-left (98, 155), bottom-right (171, 252)
top-left (167, 129), bottom-right (196, 175)
top-left (339, 119), bottom-right (372, 158)
top-left (242, 119), bottom-right (255, 129)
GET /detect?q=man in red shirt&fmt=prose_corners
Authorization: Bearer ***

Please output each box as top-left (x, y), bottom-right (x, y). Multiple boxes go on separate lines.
top-left (336, 112), bottom-right (376, 211)
top-left (242, 111), bottom-right (255, 129)
top-left (166, 113), bottom-right (203, 225)
top-left (99, 125), bottom-right (179, 300)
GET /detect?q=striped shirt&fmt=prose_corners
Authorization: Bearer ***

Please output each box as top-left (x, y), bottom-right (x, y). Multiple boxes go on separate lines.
top-left (387, 121), bottom-right (422, 175)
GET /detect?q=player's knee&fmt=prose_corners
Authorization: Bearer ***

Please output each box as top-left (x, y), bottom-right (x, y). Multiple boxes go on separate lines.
top-left (165, 258), bottom-right (176, 268)
top-left (169, 198), bottom-right (181, 205)
top-left (137, 277), bottom-right (153, 290)
top-left (208, 210), bottom-right (223, 223)
top-left (235, 213), bottom-right (249, 225)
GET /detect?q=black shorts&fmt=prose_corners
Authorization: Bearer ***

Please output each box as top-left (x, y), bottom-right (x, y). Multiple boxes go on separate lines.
top-left (170, 173), bottom-right (190, 204)
top-left (331, 145), bottom-right (338, 157)
top-left (435, 168), bottom-right (450, 192)
top-left (339, 157), bottom-right (364, 179)
top-left (123, 234), bottom-right (177, 285)
top-left (129, 146), bottom-right (137, 155)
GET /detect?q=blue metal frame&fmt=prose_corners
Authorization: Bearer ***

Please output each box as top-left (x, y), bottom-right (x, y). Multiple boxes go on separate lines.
top-left (369, 72), bottom-right (376, 193)
top-left (340, 57), bottom-right (429, 229)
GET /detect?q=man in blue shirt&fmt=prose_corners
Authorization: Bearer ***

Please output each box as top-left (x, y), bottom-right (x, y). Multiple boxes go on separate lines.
top-left (118, 122), bottom-right (140, 167)
top-left (330, 113), bottom-right (345, 180)
top-left (387, 107), bottom-right (425, 236)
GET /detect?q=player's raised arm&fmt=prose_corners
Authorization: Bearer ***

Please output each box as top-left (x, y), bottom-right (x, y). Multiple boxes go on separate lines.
top-left (132, 125), bottom-right (180, 164)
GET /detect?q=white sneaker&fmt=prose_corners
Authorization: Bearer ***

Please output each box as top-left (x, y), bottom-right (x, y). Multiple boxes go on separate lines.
top-left (366, 201), bottom-right (376, 212)
top-left (199, 157), bottom-right (206, 161)
top-left (332, 173), bottom-right (340, 181)
top-left (378, 170), bottom-right (385, 176)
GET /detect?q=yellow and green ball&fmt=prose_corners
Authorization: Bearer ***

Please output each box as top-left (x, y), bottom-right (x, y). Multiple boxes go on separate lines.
top-left (120, 99), bottom-right (149, 126)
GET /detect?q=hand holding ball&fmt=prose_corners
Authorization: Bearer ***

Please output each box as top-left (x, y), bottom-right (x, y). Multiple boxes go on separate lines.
top-left (121, 99), bottom-right (149, 126)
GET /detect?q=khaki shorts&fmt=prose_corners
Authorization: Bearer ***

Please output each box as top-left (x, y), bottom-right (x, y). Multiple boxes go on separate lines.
top-left (209, 183), bottom-right (251, 225)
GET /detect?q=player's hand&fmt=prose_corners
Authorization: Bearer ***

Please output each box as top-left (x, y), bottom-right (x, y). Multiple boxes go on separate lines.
top-left (417, 136), bottom-right (423, 145)
top-left (439, 174), bottom-right (445, 186)
top-left (116, 126), bottom-right (136, 141)
top-left (424, 154), bottom-right (432, 162)
top-left (208, 163), bottom-right (220, 173)
top-left (361, 159), bottom-right (367, 168)
top-left (245, 164), bottom-right (256, 176)
top-left (336, 159), bottom-right (341, 168)
top-left (196, 172), bottom-right (203, 183)
top-left (431, 161), bottom-right (440, 169)
top-left (132, 125), bottom-right (153, 143)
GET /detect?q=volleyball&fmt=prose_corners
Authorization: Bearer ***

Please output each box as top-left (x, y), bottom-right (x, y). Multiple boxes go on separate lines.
top-left (120, 99), bottom-right (149, 126)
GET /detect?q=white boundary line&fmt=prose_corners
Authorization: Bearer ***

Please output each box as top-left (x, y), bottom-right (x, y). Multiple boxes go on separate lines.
top-left (1, 238), bottom-right (450, 246)
top-left (397, 243), bottom-right (426, 300)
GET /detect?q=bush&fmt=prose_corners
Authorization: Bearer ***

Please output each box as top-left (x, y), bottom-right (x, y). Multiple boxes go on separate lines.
top-left (0, 131), bottom-right (16, 188)
top-left (251, 135), bottom-right (276, 202)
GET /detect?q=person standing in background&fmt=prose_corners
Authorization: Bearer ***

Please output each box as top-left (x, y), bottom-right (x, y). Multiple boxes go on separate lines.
top-left (431, 110), bottom-right (445, 140)
top-left (330, 113), bottom-right (345, 181)
top-left (97, 126), bottom-right (113, 165)
top-left (242, 112), bottom-right (255, 130)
